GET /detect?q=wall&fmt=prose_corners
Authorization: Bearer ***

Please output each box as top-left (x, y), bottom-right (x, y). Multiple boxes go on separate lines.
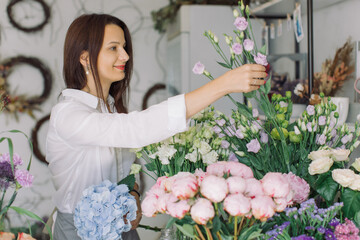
top-left (0, 0), bottom-right (168, 239)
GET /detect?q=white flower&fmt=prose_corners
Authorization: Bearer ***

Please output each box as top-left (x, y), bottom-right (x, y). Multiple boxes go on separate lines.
top-left (308, 149), bottom-right (332, 161)
top-left (185, 151), bottom-right (198, 163)
top-left (199, 141), bottom-right (212, 155)
top-left (129, 164), bottom-right (141, 174)
top-left (150, 145), bottom-right (177, 165)
top-left (202, 150), bottom-right (219, 165)
top-left (332, 169), bottom-right (357, 187)
top-left (348, 174), bottom-right (360, 191)
top-left (352, 158), bottom-right (360, 172)
top-left (330, 149), bottom-right (350, 162)
top-left (294, 126), bottom-right (301, 135)
top-left (294, 83), bottom-right (304, 96)
top-left (279, 101), bottom-right (288, 108)
top-left (308, 157), bottom-right (334, 175)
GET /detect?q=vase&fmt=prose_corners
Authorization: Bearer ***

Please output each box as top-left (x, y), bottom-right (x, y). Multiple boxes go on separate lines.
top-left (329, 97), bottom-right (349, 125)
top-left (158, 226), bottom-right (177, 240)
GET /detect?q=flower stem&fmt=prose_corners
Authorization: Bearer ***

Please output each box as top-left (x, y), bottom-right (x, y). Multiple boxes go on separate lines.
top-left (195, 225), bottom-right (206, 240)
top-left (234, 216), bottom-right (238, 240)
top-left (205, 226), bottom-right (213, 240)
top-left (137, 224), bottom-right (162, 232)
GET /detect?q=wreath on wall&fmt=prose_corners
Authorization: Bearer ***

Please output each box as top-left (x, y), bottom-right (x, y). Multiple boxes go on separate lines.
top-left (31, 114), bottom-right (50, 164)
top-left (6, 0), bottom-right (51, 33)
top-left (0, 56), bottom-right (52, 119)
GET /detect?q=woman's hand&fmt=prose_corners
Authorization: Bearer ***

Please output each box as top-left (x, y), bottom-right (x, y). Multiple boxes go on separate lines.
top-left (185, 64), bottom-right (267, 119)
top-left (129, 184), bottom-right (142, 230)
top-left (218, 64), bottom-right (267, 94)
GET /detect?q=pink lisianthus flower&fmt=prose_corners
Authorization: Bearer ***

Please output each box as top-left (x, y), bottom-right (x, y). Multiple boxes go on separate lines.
top-left (15, 169), bottom-right (33, 187)
top-left (190, 198), bottom-right (215, 225)
top-left (234, 17), bottom-right (248, 31)
top-left (243, 39), bottom-right (254, 51)
top-left (206, 161), bottom-right (227, 177)
top-left (194, 169), bottom-right (207, 185)
top-left (253, 53), bottom-right (268, 66)
top-left (223, 193), bottom-right (251, 216)
top-left (283, 172), bottom-right (310, 204)
top-left (172, 172), bottom-right (198, 200)
top-left (141, 195), bottom-right (158, 217)
top-left (200, 175), bottom-right (228, 203)
top-left (227, 176), bottom-right (246, 194)
top-left (0, 153), bottom-right (23, 166)
top-left (261, 172), bottom-right (290, 198)
top-left (225, 161), bottom-right (254, 179)
top-left (166, 195), bottom-right (190, 219)
top-left (244, 178), bottom-right (264, 198)
top-left (251, 195), bottom-right (276, 222)
top-left (246, 139), bottom-right (261, 153)
top-left (192, 61), bottom-right (205, 75)
top-left (232, 43), bottom-right (243, 55)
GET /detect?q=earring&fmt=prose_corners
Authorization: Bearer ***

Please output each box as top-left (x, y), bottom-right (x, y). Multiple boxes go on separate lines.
top-left (85, 63), bottom-right (90, 75)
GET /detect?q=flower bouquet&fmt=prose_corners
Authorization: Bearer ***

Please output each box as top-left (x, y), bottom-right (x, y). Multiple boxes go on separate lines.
top-left (133, 107), bottom-right (229, 178)
top-left (141, 161), bottom-right (311, 239)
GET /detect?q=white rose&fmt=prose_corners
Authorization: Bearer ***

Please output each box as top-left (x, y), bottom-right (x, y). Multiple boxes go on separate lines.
top-left (308, 157), bottom-right (334, 175)
top-left (308, 149), bottom-right (331, 161)
top-left (199, 141), bottom-right (212, 155)
top-left (330, 149), bottom-right (350, 162)
top-left (332, 169), bottom-right (356, 187)
top-left (202, 150), bottom-right (219, 165)
top-left (348, 174), bottom-right (360, 191)
top-left (185, 151), bottom-right (198, 163)
top-left (352, 158), bottom-right (360, 172)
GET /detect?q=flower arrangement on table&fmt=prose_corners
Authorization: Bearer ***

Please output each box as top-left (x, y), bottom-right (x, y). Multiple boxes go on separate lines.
top-left (0, 93), bottom-right (52, 239)
top-left (293, 38), bottom-right (355, 105)
top-left (136, 1), bottom-right (360, 239)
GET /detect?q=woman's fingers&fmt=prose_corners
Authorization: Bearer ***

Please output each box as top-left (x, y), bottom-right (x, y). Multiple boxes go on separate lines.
top-left (250, 79), bottom-right (266, 86)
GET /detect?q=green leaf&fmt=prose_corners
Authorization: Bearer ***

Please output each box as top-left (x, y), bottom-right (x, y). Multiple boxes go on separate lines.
top-left (10, 206), bottom-right (53, 240)
top-left (219, 232), bottom-right (233, 240)
top-left (315, 172), bottom-right (339, 203)
top-left (174, 223), bottom-right (194, 238)
top-left (238, 224), bottom-right (263, 240)
top-left (354, 211), bottom-right (360, 229)
top-left (212, 215), bottom-right (221, 233)
top-left (117, 174), bottom-right (135, 190)
top-left (244, 91), bottom-right (256, 99)
top-left (144, 162), bottom-right (157, 172)
top-left (264, 75), bottom-right (272, 94)
top-left (217, 61), bottom-right (232, 69)
top-left (341, 188), bottom-right (360, 219)
top-left (259, 44), bottom-right (267, 55)
top-left (165, 217), bottom-right (177, 229)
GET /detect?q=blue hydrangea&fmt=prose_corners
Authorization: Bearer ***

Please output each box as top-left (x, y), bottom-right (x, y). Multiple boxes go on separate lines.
top-left (74, 180), bottom-right (137, 240)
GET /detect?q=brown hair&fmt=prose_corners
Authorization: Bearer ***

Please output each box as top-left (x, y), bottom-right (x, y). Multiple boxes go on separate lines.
top-left (63, 13), bottom-right (133, 113)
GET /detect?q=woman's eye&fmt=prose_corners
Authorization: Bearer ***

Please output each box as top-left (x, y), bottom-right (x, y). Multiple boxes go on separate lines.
top-left (110, 46), bottom-right (117, 51)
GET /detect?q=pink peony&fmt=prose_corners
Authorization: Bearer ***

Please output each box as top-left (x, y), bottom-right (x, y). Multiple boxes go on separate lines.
top-left (261, 172), bottom-right (290, 198)
top-left (146, 184), bottom-right (166, 199)
top-left (167, 195), bottom-right (190, 219)
top-left (172, 172), bottom-right (198, 200)
top-left (234, 17), bottom-right (248, 31)
top-left (15, 169), bottom-right (33, 188)
top-left (192, 61), bottom-right (205, 75)
top-left (156, 193), bottom-right (172, 213)
top-left (244, 178), bottom-right (264, 198)
top-left (273, 197), bottom-right (288, 212)
top-left (190, 198), bottom-right (215, 225)
top-left (227, 176), bottom-right (246, 194)
top-left (225, 161), bottom-right (254, 179)
top-left (200, 175), bottom-right (228, 203)
top-left (250, 195), bottom-right (276, 221)
top-left (283, 172), bottom-right (310, 204)
top-left (141, 195), bottom-right (158, 217)
top-left (194, 169), bottom-right (207, 185)
top-left (223, 193), bottom-right (251, 216)
top-left (206, 161), bottom-right (227, 177)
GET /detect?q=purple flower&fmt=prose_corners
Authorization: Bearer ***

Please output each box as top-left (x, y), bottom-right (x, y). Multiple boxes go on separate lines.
top-left (224, 126), bottom-right (236, 136)
top-left (192, 61), bottom-right (205, 75)
top-left (253, 53), bottom-right (268, 66)
top-left (0, 179), bottom-right (10, 190)
top-left (329, 218), bottom-right (340, 227)
top-left (246, 139), bottom-right (261, 153)
top-left (235, 129), bottom-right (244, 139)
top-left (318, 116), bottom-right (326, 126)
top-left (216, 119), bottom-right (226, 126)
top-left (317, 134), bottom-right (326, 145)
top-left (228, 152), bottom-right (237, 162)
top-left (232, 43), bottom-right (243, 55)
top-left (234, 17), bottom-right (248, 31)
top-left (306, 122), bottom-right (313, 132)
top-left (292, 235), bottom-right (315, 240)
top-left (306, 105), bottom-right (315, 115)
top-left (317, 226), bottom-right (326, 234)
top-left (243, 39), bottom-right (254, 51)
top-left (0, 153), bottom-right (23, 166)
top-left (0, 162), bottom-right (15, 180)
top-left (221, 140), bottom-right (230, 149)
top-left (15, 169), bottom-right (34, 187)
top-left (260, 131), bottom-right (268, 143)
top-left (324, 228), bottom-right (336, 240)
top-left (213, 126), bottom-right (221, 134)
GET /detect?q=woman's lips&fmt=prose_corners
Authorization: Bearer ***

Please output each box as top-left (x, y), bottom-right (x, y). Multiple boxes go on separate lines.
top-left (115, 65), bottom-right (125, 71)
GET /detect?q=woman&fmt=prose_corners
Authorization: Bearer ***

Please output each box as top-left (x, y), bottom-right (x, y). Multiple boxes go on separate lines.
top-left (46, 13), bottom-right (266, 239)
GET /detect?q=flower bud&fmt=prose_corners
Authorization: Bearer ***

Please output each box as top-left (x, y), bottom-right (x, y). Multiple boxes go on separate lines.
top-left (285, 91), bottom-right (291, 99)
top-left (225, 35), bottom-right (231, 45)
top-left (281, 120), bottom-right (289, 128)
top-left (213, 35), bottom-right (219, 43)
top-left (320, 92), bottom-right (325, 98)
top-left (233, 9), bottom-right (240, 18)
top-left (289, 131), bottom-right (301, 143)
top-left (240, 0), bottom-right (245, 10)
top-left (235, 151), bottom-right (245, 157)
top-left (334, 112), bottom-right (339, 119)
top-left (245, 5), bottom-right (250, 15)
top-left (203, 70), bottom-right (210, 77)
top-left (316, 105), bottom-right (323, 115)
top-left (301, 122), bottom-right (307, 132)
top-left (236, 36), bottom-right (241, 43)
top-left (247, 101), bottom-right (252, 109)
top-left (240, 31), bottom-right (244, 39)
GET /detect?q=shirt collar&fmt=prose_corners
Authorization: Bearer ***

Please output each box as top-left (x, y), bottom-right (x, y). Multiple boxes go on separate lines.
top-left (61, 89), bottom-right (115, 109)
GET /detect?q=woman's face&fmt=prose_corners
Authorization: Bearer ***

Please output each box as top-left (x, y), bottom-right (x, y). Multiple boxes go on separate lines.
top-left (97, 24), bottom-right (129, 87)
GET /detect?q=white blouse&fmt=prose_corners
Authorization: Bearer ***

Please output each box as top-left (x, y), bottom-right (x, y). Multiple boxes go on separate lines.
top-left (46, 89), bottom-right (188, 213)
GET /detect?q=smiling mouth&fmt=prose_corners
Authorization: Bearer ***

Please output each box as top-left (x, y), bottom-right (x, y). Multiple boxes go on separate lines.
top-left (115, 65), bottom-right (125, 71)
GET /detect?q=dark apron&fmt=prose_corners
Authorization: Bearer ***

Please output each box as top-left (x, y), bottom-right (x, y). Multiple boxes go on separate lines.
top-left (53, 211), bottom-right (140, 240)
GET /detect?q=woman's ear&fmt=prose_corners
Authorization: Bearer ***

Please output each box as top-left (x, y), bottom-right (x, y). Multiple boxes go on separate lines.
top-left (79, 51), bottom-right (89, 67)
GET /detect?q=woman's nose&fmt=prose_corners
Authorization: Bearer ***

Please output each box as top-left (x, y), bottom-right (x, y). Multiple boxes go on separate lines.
top-left (119, 49), bottom-right (129, 62)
